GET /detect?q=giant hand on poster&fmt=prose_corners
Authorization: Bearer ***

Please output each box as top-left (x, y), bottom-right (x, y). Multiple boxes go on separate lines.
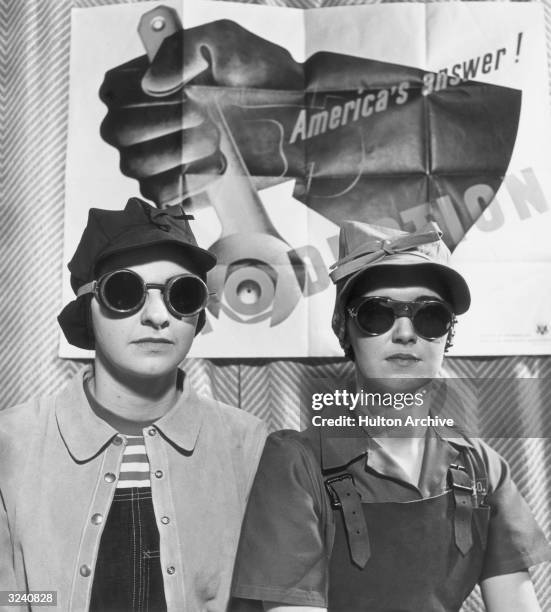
top-left (62, 1), bottom-right (551, 358)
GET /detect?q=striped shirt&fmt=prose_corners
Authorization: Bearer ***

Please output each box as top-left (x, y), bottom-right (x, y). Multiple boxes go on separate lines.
top-left (117, 435), bottom-right (151, 488)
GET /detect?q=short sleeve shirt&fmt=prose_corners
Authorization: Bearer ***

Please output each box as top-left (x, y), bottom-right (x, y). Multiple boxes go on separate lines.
top-left (231, 424), bottom-right (551, 607)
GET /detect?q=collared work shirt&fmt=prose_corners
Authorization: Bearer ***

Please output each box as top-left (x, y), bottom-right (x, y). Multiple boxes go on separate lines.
top-left (0, 367), bottom-right (267, 612)
top-left (232, 424), bottom-right (551, 607)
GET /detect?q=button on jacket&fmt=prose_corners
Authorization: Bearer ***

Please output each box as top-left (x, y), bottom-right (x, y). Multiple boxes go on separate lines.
top-left (0, 367), bottom-right (267, 612)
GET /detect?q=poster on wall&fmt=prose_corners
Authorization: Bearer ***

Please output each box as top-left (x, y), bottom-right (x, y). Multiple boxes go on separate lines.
top-left (62, 0), bottom-right (551, 358)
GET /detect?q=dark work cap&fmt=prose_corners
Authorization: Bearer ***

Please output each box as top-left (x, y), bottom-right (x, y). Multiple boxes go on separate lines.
top-left (68, 197), bottom-right (216, 292)
top-left (58, 197), bottom-right (216, 349)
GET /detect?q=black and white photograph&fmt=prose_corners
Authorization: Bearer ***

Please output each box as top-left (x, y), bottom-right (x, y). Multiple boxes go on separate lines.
top-left (1, 0), bottom-right (551, 610)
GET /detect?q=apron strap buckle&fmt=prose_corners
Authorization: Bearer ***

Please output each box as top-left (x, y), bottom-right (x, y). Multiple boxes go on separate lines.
top-left (325, 474), bottom-right (354, 509)
top-left (448, 464), bottom-right (475, 556)
top-left (325, 473), bottom-right (370, 569)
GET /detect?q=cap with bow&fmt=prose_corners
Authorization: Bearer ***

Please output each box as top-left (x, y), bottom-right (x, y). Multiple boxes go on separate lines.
top-left (331, 220), bottom-right (470, 349)
top-left (58, 197), bottom-right (216, 349)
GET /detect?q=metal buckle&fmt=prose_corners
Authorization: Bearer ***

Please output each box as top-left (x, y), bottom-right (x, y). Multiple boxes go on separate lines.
top-left (450, 463), bottom-right (467, 472)
top-left (450, 482), bottom-right (474, 493)
top-left (324, 474), bottom-right (355, 509)
top-left (448, 464), bottom-right (474, 493)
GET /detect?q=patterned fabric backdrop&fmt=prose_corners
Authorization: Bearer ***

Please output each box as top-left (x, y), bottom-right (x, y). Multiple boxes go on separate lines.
top-left (1, 0), bottom-right (550, 610)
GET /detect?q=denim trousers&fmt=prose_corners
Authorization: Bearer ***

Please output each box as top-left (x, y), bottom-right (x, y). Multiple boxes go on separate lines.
top-left (90, 487), bottom-right (167, 612)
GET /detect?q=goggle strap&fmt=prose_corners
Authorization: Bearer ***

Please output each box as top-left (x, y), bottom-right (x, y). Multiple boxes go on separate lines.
top-left (77, 280), bottom-right (97, 298)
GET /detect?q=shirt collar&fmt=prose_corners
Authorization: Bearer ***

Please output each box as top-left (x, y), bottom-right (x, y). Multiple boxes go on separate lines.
top-left (56, 365), bottom-right (203, 462)
top-left (154, 374), bottom-right (203, 452)
top-left (55, 366), bottom-right (117, 462)
top-left (319, 415), bottom-right (474, 472)
top-left (319, 422), bottom-right (370, 471)
top-left (428, 378), bottom-right (475, 450)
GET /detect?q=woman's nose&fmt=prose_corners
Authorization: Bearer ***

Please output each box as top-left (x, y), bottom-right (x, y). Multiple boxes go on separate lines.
top-left (391, 316), bottom-right (417, 344)
top-left (140, 289), bottom-right (170, 329)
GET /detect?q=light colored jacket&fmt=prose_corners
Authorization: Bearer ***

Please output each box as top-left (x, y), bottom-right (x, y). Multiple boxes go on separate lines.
top-left (0, 367), bottom-right (267, 612)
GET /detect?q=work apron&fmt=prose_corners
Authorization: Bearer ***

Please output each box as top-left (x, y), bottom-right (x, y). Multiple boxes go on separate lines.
top-left (325, 458), bottom-right (490, 612)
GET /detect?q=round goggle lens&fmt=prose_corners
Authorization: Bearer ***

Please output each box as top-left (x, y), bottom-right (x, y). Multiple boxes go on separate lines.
top-left (356, 300), bottom-right (395, 335)
top-left (413, 303), bottom-right (452, 338)
top-left (167, 275), bottom-right (208, 316)
top-left (102, 270), bottom-right (144, 312)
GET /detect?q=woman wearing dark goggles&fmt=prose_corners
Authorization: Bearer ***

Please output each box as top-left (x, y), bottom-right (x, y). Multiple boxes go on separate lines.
top-left (232, 221), bottom-right (549, 612)
top-left (11, 198), bottom-right (271, 612)
top-left (347, 296), bottom-right (455, 341)
top-left (77, 268), bottom-right (210, 318)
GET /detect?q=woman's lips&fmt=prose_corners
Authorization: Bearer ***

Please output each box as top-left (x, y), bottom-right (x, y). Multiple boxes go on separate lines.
top-left (131, 338), bottom-right (174, 350)
top-left (385, 353), bottom-right (421, 366)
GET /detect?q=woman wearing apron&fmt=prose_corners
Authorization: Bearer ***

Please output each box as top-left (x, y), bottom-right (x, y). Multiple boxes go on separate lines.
top-left (231, 221), bottom-right (551, 612)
